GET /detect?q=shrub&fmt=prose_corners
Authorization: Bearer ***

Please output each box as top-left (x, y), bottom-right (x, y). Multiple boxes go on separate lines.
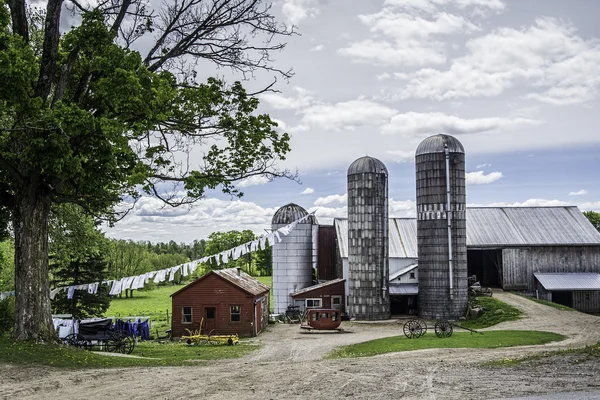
top-left (0, 296), bottom-right (15, 336)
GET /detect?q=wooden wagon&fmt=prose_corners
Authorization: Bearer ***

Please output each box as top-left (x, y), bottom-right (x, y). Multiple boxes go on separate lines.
top-left (300, 309), bottom-right (343, 331)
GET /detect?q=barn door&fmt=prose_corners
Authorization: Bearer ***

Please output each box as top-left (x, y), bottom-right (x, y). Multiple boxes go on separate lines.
top-left (255, 301), bottom-right (262, 335)
top-left (204, 307), bottom-right (216, 333)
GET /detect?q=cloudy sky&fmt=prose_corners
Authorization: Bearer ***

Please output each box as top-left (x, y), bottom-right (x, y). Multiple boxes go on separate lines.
top-left (106, 0), bottom-right (600, 243)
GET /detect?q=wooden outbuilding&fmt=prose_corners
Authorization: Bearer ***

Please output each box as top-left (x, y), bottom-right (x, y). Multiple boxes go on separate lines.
top-left (170, 267), bottom-right (269, 338)
top-left (290, 278), bottom-right (345, 312)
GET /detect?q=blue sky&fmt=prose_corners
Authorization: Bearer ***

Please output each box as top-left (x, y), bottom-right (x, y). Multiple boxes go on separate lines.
top-left (105, 0), bottom-right (600, 243)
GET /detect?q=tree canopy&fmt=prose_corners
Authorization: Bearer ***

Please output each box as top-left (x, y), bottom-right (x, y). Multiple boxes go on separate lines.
top-left (0, 0), bottom-right (294, 340)
top-left (584, 211), bottom-right (600, 233)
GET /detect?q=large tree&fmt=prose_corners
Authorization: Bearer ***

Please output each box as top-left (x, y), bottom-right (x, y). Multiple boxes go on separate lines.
top-left (0, 0), bottom-right (294, 340)
top-left (584, 211), bottom-right (600, 233)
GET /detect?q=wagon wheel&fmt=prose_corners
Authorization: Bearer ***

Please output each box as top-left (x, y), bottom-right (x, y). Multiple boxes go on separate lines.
top-left (403, 319), bottom-right (423, 339)
top-left (415, 319), bottom-right (428, 336)
top-left (208, 332), bottom-right (221, 346)
top-left (434, 320), bottom-right (453, 338)
top-left (107, 330), bottom-right (135, 354)
top-left (64, 333), bottom-right (88, 349)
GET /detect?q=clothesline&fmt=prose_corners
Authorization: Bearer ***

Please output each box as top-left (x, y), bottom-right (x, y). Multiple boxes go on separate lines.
top-left (49, 212), bottom-right (314, 299)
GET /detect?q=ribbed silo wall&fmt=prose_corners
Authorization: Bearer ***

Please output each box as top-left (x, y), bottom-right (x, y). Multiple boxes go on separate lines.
top-left (416, 151), bottom-right (467, 319)
top-left (272, 222), bottom-right (314, 314)
top-left (347, 171), bottom-right (390, 320)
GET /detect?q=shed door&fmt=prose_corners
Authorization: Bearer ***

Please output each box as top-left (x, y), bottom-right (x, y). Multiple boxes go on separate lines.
top-left (204, 307), bottom-right (216, 333)
top-left (255, 301), bottom-right (262, 335)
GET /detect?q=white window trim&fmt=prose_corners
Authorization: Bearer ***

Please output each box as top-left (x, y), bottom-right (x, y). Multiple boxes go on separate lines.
top-left (305, 298), bottom-right (322, 308)
top-left (182, 306), bottom-right (193, 324)
top-left (331, 295), bottom-right (342, 308)
top-left (230, 305), bottom-right (241, 322)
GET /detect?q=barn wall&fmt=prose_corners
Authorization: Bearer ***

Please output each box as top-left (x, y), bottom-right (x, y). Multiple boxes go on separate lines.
top-left (502, 246), bottom-right (600, 291)
top-left (573, 291), bottom-right (600, 313)
top-left (171, 274), bottom-right (267, 338)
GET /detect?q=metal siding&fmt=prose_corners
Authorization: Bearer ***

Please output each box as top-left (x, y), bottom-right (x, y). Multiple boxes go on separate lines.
top-left (415, 134), bottom-right (465, 156)
top-left (573, 291), bottom-right (600, 313)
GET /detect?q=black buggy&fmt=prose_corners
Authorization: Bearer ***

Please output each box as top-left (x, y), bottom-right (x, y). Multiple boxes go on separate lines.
top-left (63, 318), bottom-right (135, 354)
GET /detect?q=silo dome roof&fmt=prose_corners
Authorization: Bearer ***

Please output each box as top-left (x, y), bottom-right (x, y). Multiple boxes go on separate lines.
top-left (415, 134), bottom-right (464, 156)
top-left (347, 156), bottom-right (388, 176)
top-left (271, 203), bottom-right (316, 225)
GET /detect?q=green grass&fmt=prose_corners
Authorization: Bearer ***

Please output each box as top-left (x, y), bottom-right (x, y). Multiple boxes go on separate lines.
top-left (255, 276), bottom-right (273, 311)
top-left (515, 294), bottom-right (575, 311)
top-left (461, 296), bottom-right (522, 329)
top-left (0, 336), bottom-right (258, 368)
top-left (326, 330), bottom-right (566, 359)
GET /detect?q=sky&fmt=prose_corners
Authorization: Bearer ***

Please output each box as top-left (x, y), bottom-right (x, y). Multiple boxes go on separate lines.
top-left (104, 0), bottom-right (600, 244)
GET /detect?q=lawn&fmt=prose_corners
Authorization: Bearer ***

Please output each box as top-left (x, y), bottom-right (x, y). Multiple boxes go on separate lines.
top-left (0, 336), bottom-right (258, 368)
top-left (326, 330), bottom-right (566, 359)
top-left (105, 276), bottom-right (274, 337)
top-left (461, 296), bottom-right (522, 329)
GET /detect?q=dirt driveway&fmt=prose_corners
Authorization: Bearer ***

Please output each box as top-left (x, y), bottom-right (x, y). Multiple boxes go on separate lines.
top-left (2, 292), bottom-right (600, 400)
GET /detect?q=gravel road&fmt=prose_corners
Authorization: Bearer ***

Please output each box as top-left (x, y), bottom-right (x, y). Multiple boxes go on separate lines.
top-left (2, 291), bottom-right (600, 400)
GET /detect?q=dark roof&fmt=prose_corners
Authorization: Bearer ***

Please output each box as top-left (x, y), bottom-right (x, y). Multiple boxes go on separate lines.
top-left (272, 203), bottom-right (317, 225)
top-left (290, 278), bottom-right (345, 296)
top-left (171, 268), bottom-right (269, 298)
top-left (347, 156), bottom-right (388, 176)
top-left (415, 134), bottom-right (464, 156)
top-left (534, 273), bottom-right (600, 291)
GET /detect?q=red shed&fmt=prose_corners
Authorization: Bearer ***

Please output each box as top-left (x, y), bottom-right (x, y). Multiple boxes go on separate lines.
top-left (290, 278), bottom-right (345, 312)
top-left (170, 267), bottom-right (270, 338)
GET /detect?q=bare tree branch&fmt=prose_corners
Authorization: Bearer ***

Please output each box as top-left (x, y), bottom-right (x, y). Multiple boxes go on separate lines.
top-left (35, 0), bottom-right (64, 100)
top-left (6, 0), bottom-right (29, 42)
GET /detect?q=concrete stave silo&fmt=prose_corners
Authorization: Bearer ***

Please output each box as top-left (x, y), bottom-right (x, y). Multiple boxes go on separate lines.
top-left (271, 203), bottom-right (317, 314)
top-left (415, 134), bottom-right (468, 319)
top-left (347, 156), bottom-right (390, 320)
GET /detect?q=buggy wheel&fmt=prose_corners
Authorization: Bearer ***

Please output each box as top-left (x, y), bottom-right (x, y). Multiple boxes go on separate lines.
top-left (403, 319), bottom-right (423, 339)
top-left (434, 320), bottom-right (453, 338)
top-left (107, 330), bottom-right (135, 354)
top-left (415, 319), bottom-right (427, 336)
top-left (64, 333), bottom-right (88, 349)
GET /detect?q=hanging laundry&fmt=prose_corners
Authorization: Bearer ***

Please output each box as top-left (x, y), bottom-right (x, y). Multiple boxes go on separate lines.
top-left (168, 266), bottom-right (180, 282)
top-left (259, 236), bottom-right (267, 250)
top-left (182, 263), bottom-right (189, 277)
top-left (109, 280), bottom-right (123, 296)
top-left (221, 250), bottom-right (230, 265)
top-left (67, 286), bottom-right (75, 299)
top-left (274, 231), bottom-right (282, 243)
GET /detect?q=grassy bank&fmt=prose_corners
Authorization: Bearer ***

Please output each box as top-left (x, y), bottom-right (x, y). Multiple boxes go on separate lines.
top-left (327, 330), bottom-right (565, 359)
top-left (461, 296), bottom-right (522, 329)
top-left (515, 294), bottom-right (575, 311)
top-left (0, 336), bottom-right (258, 368)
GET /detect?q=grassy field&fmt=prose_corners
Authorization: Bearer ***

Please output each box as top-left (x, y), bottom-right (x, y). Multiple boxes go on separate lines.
top-left (0, 336), bottom-right (258, 368)
top-left (105, 276), bottom-right (274, 337)
top-left (326, 330), bottom-right (566, 359)
top-left (515, 294), bottom-right (575, 311)
top-left (461, 296), bottom-right (523, 329)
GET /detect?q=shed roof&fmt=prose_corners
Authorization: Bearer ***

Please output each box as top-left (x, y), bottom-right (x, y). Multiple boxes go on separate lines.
top-left (291, 278), bottom-right (345, 297)
top-left (334, 206), bottom-right (600, 258)
top-left (389, 283), bottom-right (419, 295)
top-left (534, 273), bottom-right (600, 291)
top-left (171, 267), bottom-right (269, 298)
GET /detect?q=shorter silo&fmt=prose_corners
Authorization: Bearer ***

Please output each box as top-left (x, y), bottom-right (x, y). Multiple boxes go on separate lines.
top-left (271, 203), bottom-right (317, 314)
top-left (347, 156), bottom-right (390, 320)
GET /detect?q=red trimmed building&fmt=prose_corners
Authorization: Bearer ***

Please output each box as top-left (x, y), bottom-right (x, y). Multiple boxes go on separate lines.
top-left (171, 268), bottom-right (270, 338)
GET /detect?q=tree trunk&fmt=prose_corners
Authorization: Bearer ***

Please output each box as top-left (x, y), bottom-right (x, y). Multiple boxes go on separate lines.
top-left (13, 183), bottom-right (54, 341)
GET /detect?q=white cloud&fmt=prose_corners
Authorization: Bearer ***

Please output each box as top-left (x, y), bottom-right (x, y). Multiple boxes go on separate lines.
top-left (384, 0), bottom-right (505, 14)
top-left (387, 150), bottom-right (415, 163)
top-left (314, 193), bottom-right (348, 206)
top-left (301, 187), bottom-right (315, 195)
top-left (389, 199), bottom-right (417, 216)
top-left (377, 72), bottom-right (392, 81)
top-left (259, 87), bottom-right (314, 110)
top-left (569, 189), bottom-right (588, 196)
top-left (380, 112), bottom-right (541, 136)
top-left (310, 44), bottom-right (325, 52)
top-left (236, 175), bottom-right (271, 188)
top-left (476, 163), bottom-right (491, 169)
top-left (300, 99), bottom-right (397, 131)
top-left (281, 0), bottom-right (321, 25)
top-left (580, 202), bottom-right (600, 212)
top-left (394, 18), bottom-right (600, 104)
top-left (466, 171), bottom-right (503, 185)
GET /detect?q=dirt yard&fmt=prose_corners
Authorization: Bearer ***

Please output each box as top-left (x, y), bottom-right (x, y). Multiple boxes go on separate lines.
top-left (2, 291), bottom-right (600, 400)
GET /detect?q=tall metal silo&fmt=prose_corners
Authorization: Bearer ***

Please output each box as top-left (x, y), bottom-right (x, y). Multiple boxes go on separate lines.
top-left (347, 156), bottom-right (390, 320)
top-left (271, 203), bottom-right (317, 314)
top-left (415, 134), bottom-right (468, 319)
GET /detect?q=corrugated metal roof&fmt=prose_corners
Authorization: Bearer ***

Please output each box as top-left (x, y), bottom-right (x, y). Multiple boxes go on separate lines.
top-left (291, 278), bottom-right (345, 296)
top-left (467, 207), bottom-right (600, 247)
top-left (415, 134), bottom-right (464, 156)
top-left (214, 268), bottom-right (270, 296)
top-left (389, 283), bottom-right (419, 295)
top-left (347, 156), bottom-right (388, 175)
top-left (534, 273), bottom-right (600, 291)
top-left (389, 263), bottom-right (418, 281)
top-left (334, 207), bottom-right (600, 258)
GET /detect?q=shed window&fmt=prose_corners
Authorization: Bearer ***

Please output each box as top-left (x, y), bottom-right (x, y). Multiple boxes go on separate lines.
top-left (230, 305), bottom-right (241, 322)
top-left (410, 272), bottom-right (416, 279)
top-left (306, 298), bottom-right (322, 308)
top-left (332, 296), bottom-right (342, 307)
top-left (182, 307), bottom-right (192, 324)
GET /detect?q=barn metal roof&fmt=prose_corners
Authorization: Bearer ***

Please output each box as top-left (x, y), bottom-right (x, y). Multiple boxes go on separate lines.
top-left (213, 268), bottom-right (270, 296)
top-left (415, 134), bottom-right (464, 156)
top-left (290, 278), bottom-right (345, 296)
top-left (534, 273), bottom-right (600, 291)
top-left (334, 207), bottom-right (600, 258)
top-left (272, 203), bottom-right (317, 225)
top-left (389, 283), bottom-right (419, 295)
